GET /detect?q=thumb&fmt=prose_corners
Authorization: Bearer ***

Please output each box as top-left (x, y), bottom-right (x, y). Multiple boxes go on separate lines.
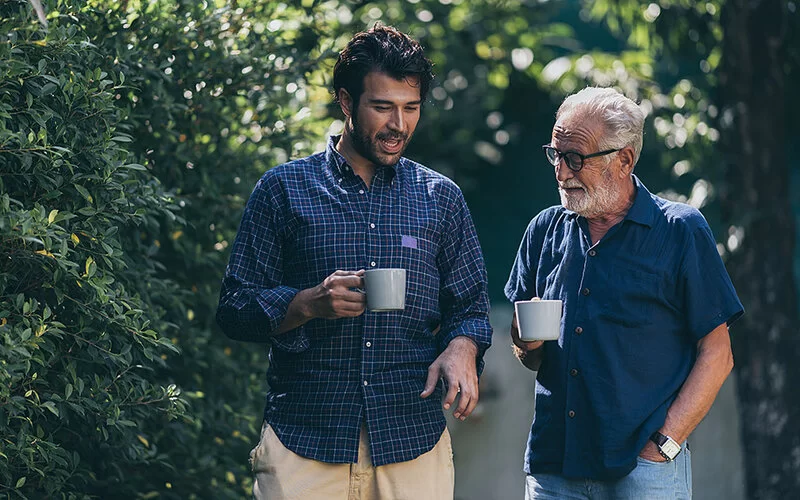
top-left (420, 364), bottom-right (440, 398)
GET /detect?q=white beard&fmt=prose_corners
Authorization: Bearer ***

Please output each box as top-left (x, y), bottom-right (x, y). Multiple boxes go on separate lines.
top-left (559, 167), bottom-right (620, 218)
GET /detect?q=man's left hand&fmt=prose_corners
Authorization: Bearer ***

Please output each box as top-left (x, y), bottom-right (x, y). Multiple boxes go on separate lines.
top-left (420, 336), bottom-right (479, 421)
top-left (638, 440), bottom-right (668, 462)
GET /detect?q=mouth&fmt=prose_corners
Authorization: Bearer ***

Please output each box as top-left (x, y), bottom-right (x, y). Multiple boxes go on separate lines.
top-left (560, 185), bottom-right (585, 195)
top-left (377, 135), bottom-right (404, 155)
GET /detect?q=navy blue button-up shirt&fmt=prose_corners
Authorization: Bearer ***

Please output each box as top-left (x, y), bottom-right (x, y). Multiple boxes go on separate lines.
top-left (217, 136), bottom-right (492, 466)
top-left (505, 176), bottom-right (743, 480)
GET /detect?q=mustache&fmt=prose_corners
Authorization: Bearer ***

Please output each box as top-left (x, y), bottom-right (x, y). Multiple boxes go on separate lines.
top-left (559, 180), bottom-right (585, 190)
top-left (376, 131), bottom-right (407, 142)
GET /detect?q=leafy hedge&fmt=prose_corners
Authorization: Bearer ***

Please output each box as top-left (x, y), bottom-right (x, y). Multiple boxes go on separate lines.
top-left (0, 1), bottom-right (186, 497)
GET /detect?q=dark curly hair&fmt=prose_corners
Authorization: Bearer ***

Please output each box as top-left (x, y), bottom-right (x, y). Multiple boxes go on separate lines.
top-left (333, 24), bottom-right (434, 109)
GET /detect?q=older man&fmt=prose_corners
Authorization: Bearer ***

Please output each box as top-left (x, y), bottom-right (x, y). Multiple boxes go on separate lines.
top-left (505, 87), bottom-right (743, 499)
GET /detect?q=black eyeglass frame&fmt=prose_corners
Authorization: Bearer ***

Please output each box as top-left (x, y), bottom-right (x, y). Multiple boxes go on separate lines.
top-left (542, 144), bottom-right (620, 172)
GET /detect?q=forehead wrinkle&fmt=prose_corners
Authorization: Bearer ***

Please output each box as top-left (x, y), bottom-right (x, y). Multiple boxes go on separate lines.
top-left (553, 116), bottom-right (602, 154)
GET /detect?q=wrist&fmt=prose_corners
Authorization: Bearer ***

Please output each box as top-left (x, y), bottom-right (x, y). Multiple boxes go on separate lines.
top-left (449, 335), bottom-right (479, 355)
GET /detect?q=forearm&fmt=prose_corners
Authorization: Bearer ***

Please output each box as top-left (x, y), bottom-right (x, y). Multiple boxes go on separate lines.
top-left (216, 282), bottom-right (302, 342)
top-left (659, 325), bottom-right (733, 443)
top-left (274, 288), bottom-right (315, 334)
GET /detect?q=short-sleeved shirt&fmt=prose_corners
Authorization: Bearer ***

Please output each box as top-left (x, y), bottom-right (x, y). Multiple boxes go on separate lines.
top-left (504, 175), bottom-right (743, 480)
top-left (217, 136), bottom-right (492, 466)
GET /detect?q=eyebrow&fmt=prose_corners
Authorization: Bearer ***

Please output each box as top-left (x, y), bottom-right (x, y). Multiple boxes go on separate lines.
top-left (367, 99), bottom-right (423, 106)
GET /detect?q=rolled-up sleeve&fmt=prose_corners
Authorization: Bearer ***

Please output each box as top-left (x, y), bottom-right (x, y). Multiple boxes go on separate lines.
top-left (436, 189), bottom-right (492, 375)
top-left (216, 173), bottom-right (309, 351)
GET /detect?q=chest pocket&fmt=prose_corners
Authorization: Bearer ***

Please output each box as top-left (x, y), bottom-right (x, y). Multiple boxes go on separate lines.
top-left (597, 264), bottom-right (662, 328)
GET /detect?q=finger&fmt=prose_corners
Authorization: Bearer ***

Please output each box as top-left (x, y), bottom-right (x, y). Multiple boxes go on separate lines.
top-left (331, 275), bottom-right (368, 289)
top-left (453, 384), bottom-right (470, 420)
top-left (336, 289), bottom-right (368, 303)
top-left (522, 340), bottom-right (544, 351)
top-left (420, 364), bottom-right (440, 398)
top-left (442, 377), bottom-right (460, 411)
top-left (460, 382), bottom-right (480, 419)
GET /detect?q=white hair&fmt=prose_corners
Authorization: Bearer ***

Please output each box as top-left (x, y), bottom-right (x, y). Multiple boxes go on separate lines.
top-left (556, 87), bottom-right (645, 165)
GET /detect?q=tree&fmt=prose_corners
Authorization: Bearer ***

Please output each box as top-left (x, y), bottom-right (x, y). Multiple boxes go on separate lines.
top-left (718, 0), bottom-right (800, 497)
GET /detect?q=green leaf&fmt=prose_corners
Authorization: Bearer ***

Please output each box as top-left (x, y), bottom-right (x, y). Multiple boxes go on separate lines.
top-left (42, 401), bottom-right (59, 417)
top-left (74, 184), bottom-right (93, 203)
top-left (40, 83), bottom-right (57, 95)
top-left (15, 477), bottom-right (26, 489)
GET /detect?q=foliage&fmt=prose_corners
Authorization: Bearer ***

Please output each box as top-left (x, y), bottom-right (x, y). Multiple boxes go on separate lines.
top-left (1, 0), bottom-right (798, 497)
top-left (0, 1), bottom-right (186, 497)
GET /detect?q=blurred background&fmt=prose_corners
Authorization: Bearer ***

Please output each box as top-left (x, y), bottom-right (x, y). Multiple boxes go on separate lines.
top-left (1, 0), bottom-right (797, 498)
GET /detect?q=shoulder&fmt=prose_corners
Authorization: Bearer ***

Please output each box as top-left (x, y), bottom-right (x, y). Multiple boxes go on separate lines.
top-left (527, 205), bottom-right (571, 234)
top-left (255, 152), bottom-right (326, 193)
top-left (651, 194), bottom-right (712, 235)
top-left (399, 158), bottom-right (466, 207)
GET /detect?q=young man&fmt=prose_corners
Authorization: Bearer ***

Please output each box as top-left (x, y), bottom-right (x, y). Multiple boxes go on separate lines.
top-left (217, 25), bottom-right (491, 500)
top-left (505, 87), bottom-right (744, 499)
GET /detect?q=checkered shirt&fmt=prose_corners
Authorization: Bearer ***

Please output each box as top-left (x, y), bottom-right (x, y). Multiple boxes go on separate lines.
top-left (216, 136), bottom-right (492, 466)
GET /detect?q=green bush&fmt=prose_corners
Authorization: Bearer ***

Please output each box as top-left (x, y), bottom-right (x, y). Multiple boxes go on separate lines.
top-left (0, 1), bottom-right (186, 497)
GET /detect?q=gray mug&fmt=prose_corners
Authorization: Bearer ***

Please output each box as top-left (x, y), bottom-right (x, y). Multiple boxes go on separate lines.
top-left (364, 268), bottom-right (406, 312)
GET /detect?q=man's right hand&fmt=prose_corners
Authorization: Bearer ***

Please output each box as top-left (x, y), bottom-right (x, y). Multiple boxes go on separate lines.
top-left (298, 270), bottom-right (367, 320)
top-left (510, 310), bottom-right (544, 371)
top-left (511, 311), bottom-right (544, 352)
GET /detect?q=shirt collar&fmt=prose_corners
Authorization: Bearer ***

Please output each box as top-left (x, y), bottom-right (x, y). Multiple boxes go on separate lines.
top-left (623, 174), bottom-right (658, 228)
top-left (325, 135), bottom-right (401, 181)
top-left (564, 174), bottom-right (658, 228)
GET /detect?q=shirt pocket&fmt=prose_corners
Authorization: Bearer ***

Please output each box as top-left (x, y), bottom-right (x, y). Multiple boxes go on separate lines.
top-left (397, 234), bottom-right (440, 319)
top-left (597, 264), bottom-right (662, 328)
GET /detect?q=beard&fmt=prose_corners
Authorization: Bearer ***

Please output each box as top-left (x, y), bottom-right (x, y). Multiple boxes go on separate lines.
top-left (346, 110), bottom-right (411, 168)
top-left (558, 165), bottom-right (620, 218)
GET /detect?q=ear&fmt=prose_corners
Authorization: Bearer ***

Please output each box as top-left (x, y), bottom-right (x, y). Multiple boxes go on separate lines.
top-left (338, 88), bottom-right (354, 120)
top-left (617, 146), bottom-right (636, 177)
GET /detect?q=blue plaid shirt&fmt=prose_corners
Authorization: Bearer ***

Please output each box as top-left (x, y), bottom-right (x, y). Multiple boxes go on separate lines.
top-left (217, 136), bottom-right (492, 466)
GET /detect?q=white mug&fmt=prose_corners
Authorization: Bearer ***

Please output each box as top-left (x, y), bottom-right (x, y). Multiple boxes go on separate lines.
top-left (364, 268), bottom-right (406, 312)
top-left (515, 299), bottom-right (562, 341)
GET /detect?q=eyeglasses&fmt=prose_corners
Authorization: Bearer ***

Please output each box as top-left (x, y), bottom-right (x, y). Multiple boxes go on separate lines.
top-left (542, 145), bottom-right (620, 172)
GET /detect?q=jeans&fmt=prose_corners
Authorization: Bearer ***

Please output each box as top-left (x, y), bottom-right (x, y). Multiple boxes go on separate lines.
top-left (525, 442), bottom-right (692, 500)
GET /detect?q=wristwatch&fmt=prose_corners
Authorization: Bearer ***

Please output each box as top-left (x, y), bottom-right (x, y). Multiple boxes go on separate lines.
top-left (650, 432), bottom-right (681, 461)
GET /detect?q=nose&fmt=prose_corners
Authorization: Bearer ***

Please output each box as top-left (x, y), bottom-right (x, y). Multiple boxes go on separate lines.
top-left (387, 108), bottom-right (404, 132)
top-left (554, 157), bottom-right (573, 183)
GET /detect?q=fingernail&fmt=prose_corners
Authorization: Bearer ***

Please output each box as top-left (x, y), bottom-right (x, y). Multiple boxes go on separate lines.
top-left (444, 404), bottom-right (450, 409)
top-left (460, 416), bottom-right (466, 421)
top-left (454, 413), bottom-right (460, 419)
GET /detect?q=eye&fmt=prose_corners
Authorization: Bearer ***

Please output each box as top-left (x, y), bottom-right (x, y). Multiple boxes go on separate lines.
top-left (405, 106), bottom-right (419, 112)
top-left (374, 106), bottom-right (391, 112)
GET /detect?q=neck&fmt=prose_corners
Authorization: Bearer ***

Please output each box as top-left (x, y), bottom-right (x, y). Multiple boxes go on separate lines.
top-left (336, 132), bottom-right (375, 187)
top-left (586, 177), bottom-right (636, 244)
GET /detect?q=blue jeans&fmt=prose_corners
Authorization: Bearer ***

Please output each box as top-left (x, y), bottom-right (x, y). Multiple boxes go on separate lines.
top-left (525, 442), bottom-right (691, 499)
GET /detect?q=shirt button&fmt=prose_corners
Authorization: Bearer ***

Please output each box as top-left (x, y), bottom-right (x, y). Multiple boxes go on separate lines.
top-left (369, 223), bottom-right (376, 229)
top-left (366, 341), bottom-right (372, 347)
top-left (363, 380), bottom-right (368, 386)
top-left (581, 288), bottom-right (590, 296)
top-left (570, 368), bottom-right (579, 377)
top-left (588, 249), bottom-right (597, 257)
top-left (370, 261), bottom-right (376, 267)
top-left (575, 326), bottom-right (583, 335)
top-left (359, 189), bottom-right (365, 194)
top-left (568, 410), bottom-right (576, 418)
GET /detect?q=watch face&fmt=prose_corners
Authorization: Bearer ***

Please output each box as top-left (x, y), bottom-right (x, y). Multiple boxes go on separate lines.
top-left (660, 438), bottom-right (681, 460)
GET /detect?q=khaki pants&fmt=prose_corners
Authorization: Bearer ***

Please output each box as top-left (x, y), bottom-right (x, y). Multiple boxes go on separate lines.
top-left (250, 422), bottom-right (455, 500)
